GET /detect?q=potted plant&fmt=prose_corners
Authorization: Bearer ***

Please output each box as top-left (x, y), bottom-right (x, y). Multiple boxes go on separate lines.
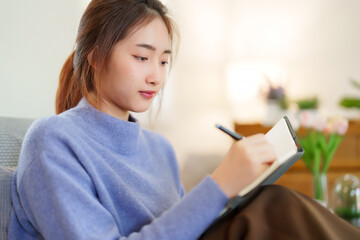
top-left (262, 77), bottom-right (288, 126)
top-left (298, 111), bottom-right (349, 207)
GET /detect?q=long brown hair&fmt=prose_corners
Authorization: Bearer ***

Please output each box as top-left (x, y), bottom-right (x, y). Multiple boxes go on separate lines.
top-left (56, 0), bottom-right (177, 114)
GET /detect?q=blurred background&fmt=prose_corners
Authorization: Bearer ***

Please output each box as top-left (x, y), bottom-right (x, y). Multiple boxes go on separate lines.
top-left (1, 0), bottom-right (360, 190)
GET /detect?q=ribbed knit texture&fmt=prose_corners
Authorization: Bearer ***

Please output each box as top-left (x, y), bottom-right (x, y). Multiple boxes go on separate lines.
top-left (0, 117), bottom-right (34, 168)
top-left (8, 99), bottom-right (228, 240)
top-left (0, 166), bottom-right (14, 240)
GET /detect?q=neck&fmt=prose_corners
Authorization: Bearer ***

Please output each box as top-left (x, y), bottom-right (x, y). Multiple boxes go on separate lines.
top-left (70, 98), bottom-right (141, 154)
top-left (98, 98), bottom-right (130, 121)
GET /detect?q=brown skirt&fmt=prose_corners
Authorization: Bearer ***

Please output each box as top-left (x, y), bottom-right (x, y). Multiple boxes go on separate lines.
top-left (200, 185), bottom-right (360, 240)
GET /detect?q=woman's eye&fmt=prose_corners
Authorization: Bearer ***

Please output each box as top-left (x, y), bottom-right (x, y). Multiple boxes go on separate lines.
top-left (161, 61), bottom-right (169, 66)
top-left (134, 55), bottom-right (148, 61)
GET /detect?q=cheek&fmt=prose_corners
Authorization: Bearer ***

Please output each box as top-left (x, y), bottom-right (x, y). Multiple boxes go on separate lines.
top-left (160, 68), bottom-right (168, 83)
top-left (116, 59), bottom-right (142, 85)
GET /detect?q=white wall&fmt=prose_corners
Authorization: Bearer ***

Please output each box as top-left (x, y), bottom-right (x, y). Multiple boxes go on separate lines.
top-left (1, 0), bottom-right (360, 173)
top-left (0, 1), bottom-right (85, 118)
top-left (160, 0), bottom-right (360, 169)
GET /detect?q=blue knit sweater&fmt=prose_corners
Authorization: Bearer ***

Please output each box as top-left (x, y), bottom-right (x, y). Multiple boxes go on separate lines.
top-left (8, 99), bottom-right (228, 240)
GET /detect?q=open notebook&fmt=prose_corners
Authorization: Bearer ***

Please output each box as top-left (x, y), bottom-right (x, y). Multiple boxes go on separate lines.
top-left (212, 116), bottom-right (304, 225)
top-left (238, 116), bottom-right (303, 197)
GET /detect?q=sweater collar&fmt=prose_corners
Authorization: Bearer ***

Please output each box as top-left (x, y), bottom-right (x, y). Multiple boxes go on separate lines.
top-left (72, 98), bottom-right (141, 154)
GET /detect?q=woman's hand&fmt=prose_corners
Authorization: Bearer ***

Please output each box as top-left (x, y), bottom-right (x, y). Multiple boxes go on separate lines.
top-left (211, 134), bottom-right (276, 199)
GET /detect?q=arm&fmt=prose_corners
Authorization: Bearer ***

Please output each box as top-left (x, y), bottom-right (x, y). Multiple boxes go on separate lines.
top-left (14, 121), bottom-right (228, 240)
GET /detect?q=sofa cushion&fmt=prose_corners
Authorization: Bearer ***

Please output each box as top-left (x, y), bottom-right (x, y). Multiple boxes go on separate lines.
top-left (0, 117), bottom-right (34, 168)
top-left (0, 166), bottom-right (14, 240)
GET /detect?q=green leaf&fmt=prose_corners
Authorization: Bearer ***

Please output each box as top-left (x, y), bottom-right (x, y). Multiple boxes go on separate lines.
top-left (300, 137), bottom-right (314, 172)
top-left (296, 97), bottom-right (318, 109)
top-left (328, 134), bottom-right (337, 151)
top-left (322, 136), bottom-right (343, 173)
top-left (313, 148), bottom-right (321, 174)
top-left (340, 98), bottom-right (360, 108)
top-left (318, 134), bottom-right (328, 154)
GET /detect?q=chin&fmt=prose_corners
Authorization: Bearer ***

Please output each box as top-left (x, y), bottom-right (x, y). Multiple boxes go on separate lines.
top-left (130, 105), bottom-right (152, 113)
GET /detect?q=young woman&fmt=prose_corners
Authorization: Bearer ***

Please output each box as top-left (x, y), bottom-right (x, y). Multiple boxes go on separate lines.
top-left (8, 0), bottom-right (360, 239)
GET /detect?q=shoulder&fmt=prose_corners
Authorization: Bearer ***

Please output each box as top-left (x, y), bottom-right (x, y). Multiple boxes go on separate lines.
top-left (22, 116), bottom-right (55, 149)
top-left (16, 112), bottom-right (85, 183)
top-left (24, 114), bottom-right (78, 144)
top-left (17, 114), bottom-right (79, 172)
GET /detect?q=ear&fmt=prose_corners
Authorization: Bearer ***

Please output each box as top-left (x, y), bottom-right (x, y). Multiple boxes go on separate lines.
top-left (87, 47), bottom-right (98, 69)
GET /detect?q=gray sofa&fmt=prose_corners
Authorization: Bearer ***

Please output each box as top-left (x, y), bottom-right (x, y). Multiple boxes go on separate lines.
top-left (0, 117), bottom-right (34, 240)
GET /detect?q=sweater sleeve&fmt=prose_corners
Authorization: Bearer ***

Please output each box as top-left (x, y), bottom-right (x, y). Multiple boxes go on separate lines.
top-left (124, 176), bottom-right (228, 240)
top-left (12, 119), bottom-right (229, 240)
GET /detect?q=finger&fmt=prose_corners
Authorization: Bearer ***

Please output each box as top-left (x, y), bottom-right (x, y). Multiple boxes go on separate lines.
top-left (258, 163), bottom-right (272, 175)
top-left (255, 148), bottom-right (277, 164)
top-left (245, 134), bottom-right (267, 144)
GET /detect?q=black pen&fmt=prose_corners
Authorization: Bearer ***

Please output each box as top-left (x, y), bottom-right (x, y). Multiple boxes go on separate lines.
top-left (215, 124), bottom-right (244, 140)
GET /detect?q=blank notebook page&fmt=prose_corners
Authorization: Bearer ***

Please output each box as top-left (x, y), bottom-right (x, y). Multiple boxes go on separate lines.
top-left (238, 118), bottom-right (298, 197)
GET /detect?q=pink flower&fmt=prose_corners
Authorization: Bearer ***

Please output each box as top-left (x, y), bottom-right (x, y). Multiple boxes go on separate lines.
top-left (300, 110), bottom-right (316, 128)
top-left (313, 116), bottom-right (327, 132)
top-left (333, 119), bottom-right (349, 135)
top-left (299, 112), bottom-right (349, 135)
top-left (324, 116), bottom-right (349, 135)
top-left (323, 122), bottom-right (333, 134)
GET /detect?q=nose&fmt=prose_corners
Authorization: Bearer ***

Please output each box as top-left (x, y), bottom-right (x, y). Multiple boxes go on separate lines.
top-left (146, 64), bottom-right (163, 86)
top-left (146, 77), bottom-right (158, 86)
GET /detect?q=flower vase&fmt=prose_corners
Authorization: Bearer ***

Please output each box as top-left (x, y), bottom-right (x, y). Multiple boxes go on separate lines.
top-left (313, 173), bottom-right (328, 207)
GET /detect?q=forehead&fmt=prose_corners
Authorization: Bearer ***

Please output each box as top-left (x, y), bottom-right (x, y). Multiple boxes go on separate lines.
top-left (121, 17), bottom-right (170, 50)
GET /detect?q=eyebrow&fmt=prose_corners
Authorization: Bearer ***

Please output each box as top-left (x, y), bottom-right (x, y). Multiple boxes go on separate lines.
top-left (136, 43), bottom-right (171, 54)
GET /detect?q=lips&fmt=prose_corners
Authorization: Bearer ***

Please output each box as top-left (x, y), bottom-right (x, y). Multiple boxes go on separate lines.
top-left (139, 91), bottom-right (156, 99)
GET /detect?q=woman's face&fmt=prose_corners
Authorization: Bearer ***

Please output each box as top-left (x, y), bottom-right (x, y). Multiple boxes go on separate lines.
top-left (98, 17), bottom-right (170, 120)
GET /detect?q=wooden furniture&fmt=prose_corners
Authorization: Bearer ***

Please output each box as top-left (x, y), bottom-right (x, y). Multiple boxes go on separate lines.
top-left (234, 120), bottom-right (360, 199)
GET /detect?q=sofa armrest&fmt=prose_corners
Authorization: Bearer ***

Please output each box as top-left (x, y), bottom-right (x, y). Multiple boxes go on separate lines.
top-left (0, 117), bottom-right (34, 168)
top-left (0, 166), bottom-right (14, 240)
